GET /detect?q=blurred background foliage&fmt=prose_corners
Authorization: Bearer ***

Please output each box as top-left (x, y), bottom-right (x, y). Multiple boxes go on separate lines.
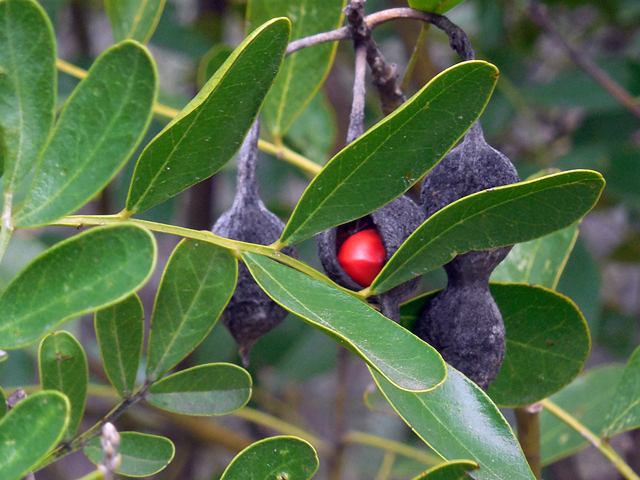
top-left (3, 0), bottom-right (640, 478)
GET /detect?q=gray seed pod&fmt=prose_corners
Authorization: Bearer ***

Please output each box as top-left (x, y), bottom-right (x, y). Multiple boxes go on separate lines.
top-left (415, 122), bottom-right (519, 390)
top-left (317, 195), bottom-right (425, 322)
top-left (212, 119), bottom-right (297, 367)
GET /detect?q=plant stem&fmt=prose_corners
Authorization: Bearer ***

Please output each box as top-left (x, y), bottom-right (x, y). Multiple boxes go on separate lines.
top-left (75, 470), bottom-right (105, 480)
top-left (374, 451), bottom-right (396, 480)
top-left (401, 23), bottom-right (430, 92)
top-left (528, 0), bottom-right (640, 121)
top-left (257, 139), bottom-right (322, 177)
top-left (347, 44), bottom-right (368, 144)
top-left (343, 431), bottom-right (441, 466)
top-left (542, 399), bottom-right (640, 480)
top-left (515, 404), bottom-right (542, 479)
top-left (37, 383), bottom-right (150, 470)
top-left (0, 193), bottom-right (14, 267)
top-left (232, 407), bottom-right (330, 454)
top-left (54, 214), bottom-right (366, 300)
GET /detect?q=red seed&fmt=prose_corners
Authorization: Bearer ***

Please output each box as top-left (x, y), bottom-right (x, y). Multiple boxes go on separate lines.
top-left (337, 229), bottom-right (386, 287)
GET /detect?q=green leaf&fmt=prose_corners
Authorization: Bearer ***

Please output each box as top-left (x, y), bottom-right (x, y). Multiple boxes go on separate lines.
top-left (84, 432), bottom-right (175, 477)
top-left (95, 294), bottom-right (144, 397)
top-left (242, 252), bottom-right (446, 393)
top-left (601, 344), bottom-right (640, 437)
top-left (220, 436), bottom-right (318, 480)
top-left (486, 284), bottom-right (590, 407)
top-left (285, 91), bottom-right (336, 165)
top-left (540, 366), bottom-right (623, 465)
top-left (0, 391), bottom-right (70, 480)
top-left (38, 331), bottom-right (88, 440)
top-left (400, 284), bottom-right (590, 407)
top-left (197, 44), bottom-right (233, 90)
top-left (14, 41), bottom-right (158, 228)
top-left (371, 170), bottom-right (605, 294)
top-left (145, 363), bottom-right (252, 415)
top-left (146, 239), bottom-right (237, 381)
top-left (247, 0), bottom-right (345, 139)
top-left (373, 367), bottom-right (535, 480)
top-left (106, 0), bottom-right (166, 43)
top-left (490, 224), bottom-right (579, 289)
top-left (279, 61), bottom-right (499, 246)
top-left (0, 224), bottom-right (157, 349)
top-left (412, 460), bottom-right (479, 480)
top-left (407, 0), bottom-right (468, 14)
top-left (125, 17), bottom-right (291, 215)
top-left (0, 0), bottom-right (56, 192)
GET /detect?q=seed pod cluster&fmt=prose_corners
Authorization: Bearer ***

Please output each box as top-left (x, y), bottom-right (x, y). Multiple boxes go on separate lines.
top-left (317, 195), bottom-right (425, 322)
top-left (212, 120), bottom-right (297, 367)
top-left (414, 122), bottom-right (519, 390)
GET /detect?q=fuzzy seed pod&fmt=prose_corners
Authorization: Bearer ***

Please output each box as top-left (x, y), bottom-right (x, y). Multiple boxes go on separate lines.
top-left (317, 195), bottom-right (425, 322)
top-left (212, 120), bottom-right (297, 367)
top-left (415, 122), bottom-right (519, 390)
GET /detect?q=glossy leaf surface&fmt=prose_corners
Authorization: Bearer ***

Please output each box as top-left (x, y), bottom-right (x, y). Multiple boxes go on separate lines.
top-left (540, 366), bottom-right (622, 465)
top-left (491, 224), bottom-right (579, 289)
top-left (146, 240), bottom-right (237, 381)
top-left (280, 61), bottom-right (499, 245)
top-left (220, 436), bottom-right (318, 480)
top-left (146, 363), bottom-right (251, 415)
top-left (247, 0), bottom-right (345, 139)
top-left (372, 170), bottom-right (604, 294)
top-left (95, 294), bottom-right (144, 397)
top-left (85, 432), bottom-right (175, 477)
top-left (412, 460), bottom-right (479, 480)
top-left (487, 284), bottom-right (590, 407)
top-left (373, 367), bottom-right (534, 480)
top-left (125, 18), bottom-right (290, 214)
top-left (0, 391), bottom-right (69, 480)
top-left (197, 44), bottom-right (233, 89)
top-left (243, 252), bottom-right (446, 393)
top-left (0, 0), bottom-right (56, 192)
top-left (38, 331), bottom-right (88, 439)
top-left (401, 284), bottom-right (590, 407)
top-left (0, 224), bottom-right (157, 349)
top-left (15, 41), bottom-right (157, 227)
top-left (602, 345), bottom-right (640, 437)
top-left (106, 0), bottom-right (166, 43)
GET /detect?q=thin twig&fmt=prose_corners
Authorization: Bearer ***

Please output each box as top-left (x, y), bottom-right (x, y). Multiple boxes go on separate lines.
top-left (342, 431), bottom-right (440, 466)
top-left (401, 23), bottom-right (430, 92)
top-left (286, 8), bottom-right (475, 62)
top-left (515, 404), bottom-right (542, 479)
top-left (347, 44), bottom-right (368, 143)
top-left (542, 399), bottom-right (640, 480)
top-left (528, 0), bottom-right (640, 121)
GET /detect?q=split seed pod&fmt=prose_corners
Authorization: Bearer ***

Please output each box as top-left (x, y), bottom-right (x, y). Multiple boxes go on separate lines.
top-left (212, 120), bottom-right (297, 367)
top-left (415, 122), bottom-right (519, 390)
top-left (317, 195), bottom-right (425, 322)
